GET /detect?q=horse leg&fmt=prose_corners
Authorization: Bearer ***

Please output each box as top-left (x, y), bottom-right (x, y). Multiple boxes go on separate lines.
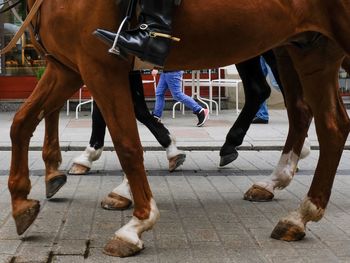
top-left (69, 100), bottom-right (105, 175)
top-left (70, 70), bottom-right (185, 174)
top-left (9, 62), bottom-right (82, 235)
top-left (244, 48), bottom-right (313, 201)
top-left (43, 109), bottom-right (68, 198)
top-left (263, 50), bottom-right (312, 160)
top-left (80, 66), bottom-right (159, 257)
top-left (271, 38), bottom-right (350, 241)
top-left (101, 70), bottom-right (185, 211)
top-left (220, 56), bottom-right (271, 166)
top-left (129, 70), bottom-right (185, 172)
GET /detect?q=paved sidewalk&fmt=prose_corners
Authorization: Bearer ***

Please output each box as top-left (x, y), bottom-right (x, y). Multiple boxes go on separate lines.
top-left (0, 150), bottom-right (350, 262)
top-left (1, 109), bottom-right (350, 262)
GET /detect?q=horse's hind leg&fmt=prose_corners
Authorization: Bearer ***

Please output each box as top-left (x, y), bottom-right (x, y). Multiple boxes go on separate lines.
top-left (129, 70), bottom-right (185, 172)
top-left (220, 56), bottom-right (271, 166)
top-left (43, 109), bottom-right (68, 198)
top-left (9, 61), bottom-right (82, 235)
top-left (244, 47), bottom-right (313, 202)
top-left (68, 100), bottom-right (105, 175)
top-left (271, 38), bottom-right (350, 241)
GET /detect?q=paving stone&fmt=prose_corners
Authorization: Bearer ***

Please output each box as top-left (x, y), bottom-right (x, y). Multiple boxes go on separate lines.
top-left (53, 239), bottom-right (87, 255)
top-left (52, 256), bottom-right (85, 263)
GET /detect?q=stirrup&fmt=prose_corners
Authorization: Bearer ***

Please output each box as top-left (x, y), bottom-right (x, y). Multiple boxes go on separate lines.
top-left (109, 17), bottom-right (129, 55)
top-left (109, 0), bottom-right (137, 55)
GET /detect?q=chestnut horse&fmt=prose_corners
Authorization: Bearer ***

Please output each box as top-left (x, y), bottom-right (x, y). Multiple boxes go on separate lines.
top-left (10, 0), bottom-right (349, 257)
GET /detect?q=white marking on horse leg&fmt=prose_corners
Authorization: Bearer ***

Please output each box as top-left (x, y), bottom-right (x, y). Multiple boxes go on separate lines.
top-left (254, 151), bottom-right (299, 193)
top-left (111, 174), bottom-right (133, 201)
top-left (166, 134), bottom-right (185, 159)
top-left (72, 146), bottom-right (103, 168)
top-left (114, 198), bottom-right (159, 249)
top-left (300, 137), bottom-right (311, 160)
top-left (281, 197), bottom-right (325, 228)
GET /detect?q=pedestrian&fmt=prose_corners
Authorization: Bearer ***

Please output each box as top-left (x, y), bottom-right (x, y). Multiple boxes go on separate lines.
top-left (152, 69), bottom-right (209, 127)
top-left (252, 56), bottom-right (280, 124)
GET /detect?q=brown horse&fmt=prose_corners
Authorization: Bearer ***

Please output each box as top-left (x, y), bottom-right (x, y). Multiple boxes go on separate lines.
top-left (9, 0), bottom-right (349, 257)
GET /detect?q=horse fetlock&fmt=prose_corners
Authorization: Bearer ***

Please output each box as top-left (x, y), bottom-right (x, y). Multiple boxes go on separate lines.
top-left (114, 198), bottom-right (159, 249)
top-left (298, 197), bottom-right (325, 223)
top-left (271, 168), bottom-right (293, 190)
top-left (72, 146), bottom-right (103, 168)
top-left (112, 175), bottom-right (133, 201)
top-left (166, 135), bottom-right (183, 159)
top-left (300, 138), bottom-right (311, 159)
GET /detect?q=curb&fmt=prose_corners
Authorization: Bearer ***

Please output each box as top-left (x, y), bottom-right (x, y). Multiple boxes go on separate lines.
top-left (0, 145), bottom-right (346, 151)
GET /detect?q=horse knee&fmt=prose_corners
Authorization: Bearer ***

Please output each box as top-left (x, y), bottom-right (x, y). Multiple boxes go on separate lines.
top-left (10, 113), bottom-right (34, 143)
top-left (320, 118), bottom-right (350, 148)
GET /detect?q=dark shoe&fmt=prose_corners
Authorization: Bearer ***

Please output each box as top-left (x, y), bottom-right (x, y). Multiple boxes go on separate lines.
top-left (153, 115), bottom-right (162, 123)
top-left (196, 108), bottom-right (209, 127)
top-left (95, 0), bottom-right (178, 67)
top-left (252, 117), bottom-right (269, 124)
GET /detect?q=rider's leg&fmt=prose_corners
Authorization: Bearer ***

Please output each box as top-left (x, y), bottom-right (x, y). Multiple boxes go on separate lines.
top-left (95, 0), bottom-right (179, 66)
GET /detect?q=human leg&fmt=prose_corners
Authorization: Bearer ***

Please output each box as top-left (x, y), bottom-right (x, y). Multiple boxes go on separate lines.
top-left (252, 101), bottom-right (269, 123)
top-left (95, 0), bottom-right (179, 67)
top-left (152, 73), bottom-right (168, 118)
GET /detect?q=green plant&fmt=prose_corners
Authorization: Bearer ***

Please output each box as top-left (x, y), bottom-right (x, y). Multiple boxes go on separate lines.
top-left (35, 67), bottom-right (46, 80)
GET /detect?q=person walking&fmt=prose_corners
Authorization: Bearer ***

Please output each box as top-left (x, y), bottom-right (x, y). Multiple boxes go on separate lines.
top-left (252, 56), bottom-right (280, 124)
top-left (152, 69), bottom-right (209, 127)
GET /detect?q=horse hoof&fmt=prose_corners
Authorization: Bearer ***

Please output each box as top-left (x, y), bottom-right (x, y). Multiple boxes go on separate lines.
top-left (68, 163), bottom-right (90, 175)
top-left (219, 151), bottom-right (238, 167)
top-left (101, 192), bottom-right (132, 210)
top-left (271, 221), bottom-right (305, 241)
top-left (168, 153), bottom-right (186, 172)
top-left (103, 237), bottom-right (143, 257)
top-left (13, 199), bottom-right (40, 235)
top-left (244, 184), bottom-right (274, 202)
top-left (46, 174), bottom-right (67, 198)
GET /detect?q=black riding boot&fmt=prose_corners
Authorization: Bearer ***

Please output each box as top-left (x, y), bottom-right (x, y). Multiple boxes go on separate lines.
top-left (95, 0), bottom-right (178, 67)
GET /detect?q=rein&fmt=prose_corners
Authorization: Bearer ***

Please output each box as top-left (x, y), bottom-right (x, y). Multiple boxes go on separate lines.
top-left (0, 0), bottom-right (22, 14)
top-left (0, 0), bottom-right (44, 55)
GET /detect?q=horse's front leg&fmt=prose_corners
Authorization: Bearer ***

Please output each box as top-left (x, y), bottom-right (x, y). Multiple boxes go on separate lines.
top-left (9, 62), bottom-right (82, 235)
top-left (271, 39), bottom-right (350, 240)
top-left (43, 109), bottom-right (68, 198)
top-left (81, 65), bottom-right (159, 257)
top-left (244, 48), bottom-right (312, 202)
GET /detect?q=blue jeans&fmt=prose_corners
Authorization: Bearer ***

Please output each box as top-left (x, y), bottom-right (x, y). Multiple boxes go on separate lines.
top-left (256, 57), bottom-right (272, 121)
top-left (153, 71), bottom-right (202, 118)
top-left (256, 101), bottom-right (269, 120)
